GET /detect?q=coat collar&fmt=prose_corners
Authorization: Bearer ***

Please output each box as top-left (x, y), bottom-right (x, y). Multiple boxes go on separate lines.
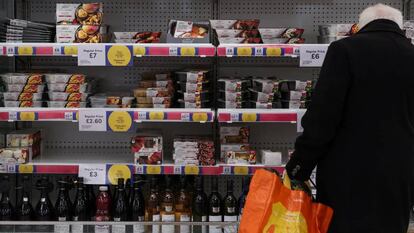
top-left (358, 19), bottom-right (405, 37)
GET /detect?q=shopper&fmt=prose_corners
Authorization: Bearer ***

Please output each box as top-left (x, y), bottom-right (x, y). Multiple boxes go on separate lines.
top-left (286, 4), bottom-right (414, 233)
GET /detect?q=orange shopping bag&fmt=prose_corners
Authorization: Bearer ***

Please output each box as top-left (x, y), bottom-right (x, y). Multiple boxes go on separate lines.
top-left (239, 169), bottom-right (333, 233)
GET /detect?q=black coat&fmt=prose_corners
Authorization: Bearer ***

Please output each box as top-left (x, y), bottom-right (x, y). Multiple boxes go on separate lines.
top-left (286, 19), bottom-right (414, 233)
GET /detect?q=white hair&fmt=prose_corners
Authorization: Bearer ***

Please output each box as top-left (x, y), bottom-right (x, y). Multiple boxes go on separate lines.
top-left (359, 3), bottom-right (403, 29)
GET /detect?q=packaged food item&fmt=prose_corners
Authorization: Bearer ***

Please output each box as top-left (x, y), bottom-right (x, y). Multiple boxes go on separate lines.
top-left (261, 38), bottom-right (289, 44)
top-left (220, 144), bottom-right (251, 159)
top-left (0, 148), bottom-right (32, 164)
top-left (56, 24), bottom-right (103, 43)
top-left (225, 151), bottom-right (256, 164)
top-left (286, 38), bottom-right (305, 44)
top-left (281, 90), bottom-right (310, 101)
top-left (220, 126), bottom-right (249, 144)
top-left (1, 73), bottom-right (44, 85)
top-left (134, 152), bottom-right (162, 165)
top-left (47, 83), bottom-right (88, 93)
top-left (113, 31), bottom-right (161, 43)
top-left (215, 29), bottom-right (261, 38)
top-left (218, 91), bottom-right (249, 102)
top-left (2, 92), bottom-right (44, 101)
top-left (258, 28), bottom-right (288, 39)
top-left (137, 80), bottom-right (173, 89)
top-left (177, 99), bottom-right (210, 109)
top-left (318, 24), bottom-right (357, 36)
top-left (136, 97), bottom-right (171, 105)
top-left (47, 101), bottom-right (87, 108)
top-left (56, 3), bottom-right (103, 25)
top-left (131, 135), bottom-right (163, 165)
top-left (48, 92), bottom-right (88, 102)
top-left (249, 101), bottom-right (282, 109)
top-left (45, 74), bottom-right (86, 84)
top-left (175, 71), bottom-right (209, 83)
top-left (178, 91), bottom-right (211, 102)
top-left (249, 89), bottom-right (275, 102)
top-left (173, 137), bottom-right (215, 166)
top-left (167, 20), bottom-right (210, 43)
top-left (261, 150), bottom-right (282, 166)
top-left (279, 80), bottom-right (314, 92)
top-left (253, 79), bottom-right (279, 94)
top-left (4, 101), bottom-right (44, 108)
top-left (210, 20), bottom-right (260, 30)
top-left (281, 100), bottom-right (308, 109)
top-left (177, 81), bottom-right (211, 92)
top-left (282, 28), bottom-right (305, 38)
top-left (218, 99), bottom-right (248, 109)
top-left (218, 79), bottom-right (250, 92)
top-left (7, 129), bottom-right (41, 147)
top-left (133, 88), bottom-right (170, 98)
top-left (4, 84), bottom-right (45, 93)
top-left (136, 103), bottom-right (170, 108)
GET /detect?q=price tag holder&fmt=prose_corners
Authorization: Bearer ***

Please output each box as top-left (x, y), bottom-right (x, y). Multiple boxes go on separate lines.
top-left (6, 46), bottom-right (14, 56)
top-left (78, 109), bottom-right (107, 131)
top-left (173, 166), bottom-right (182, 175)
top-left (53, 46), bottom-right (62, 55)
top-left (78, 44), bottom-right (106, 66)
top-left (136, 165), bottom-right (144, 174)
top-left (181, 113), bottom-right (190, 122)
top-left (299, 45), bottom-right (328, 67)
top-left (79, 164), bottom-right (107, 185)
top-left (8, 111), bottom-right (18, 121)
top-left (222, 166), bottom-right (232, 175)
top-left (64, 112), bottom-right (74, 121)
top-left (255, 47), bottom-right (264, 56)
top-left (169, 47), bottom-right (178, 56)
top-left (230, 113), bottom-right (239, 122)
top-left (225, 47), bottom-right (234, 56)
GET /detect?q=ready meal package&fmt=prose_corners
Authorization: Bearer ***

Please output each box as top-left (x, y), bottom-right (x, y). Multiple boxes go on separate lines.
top-left (56, 3), bottom-right (103, 25)
top-left (167, 20), bottom-right (210, 43)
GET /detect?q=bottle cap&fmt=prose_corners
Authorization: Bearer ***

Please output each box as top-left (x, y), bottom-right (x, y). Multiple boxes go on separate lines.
top-left (99, 186), bottom-right (108, 191)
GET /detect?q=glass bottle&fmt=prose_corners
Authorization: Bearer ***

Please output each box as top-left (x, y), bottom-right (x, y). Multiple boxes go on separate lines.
top-left (0, 175), bottom-right (14, 232)
top-left (175, 176), bottom-right (191, 233)
top-left (238, 177), bottom-right (250, 222)
top-left (55, 179), bottom-right (71, 233)
top-left (160, 176), bottom-right (175, 233)
top-left (146, 177), bottom-right (160, 233)
top-left (130, 175), bottom-right (145, 233)
top-left (72, 177), bottom-right (88, 233)
top-left (35, 178), bottom-right (54, 233)
top-left (95, 186), bottom-right (111, 233)
top-left (223, 179), bottom-right (238, 232)
top-left (113, 178), bottom-right (127, 233)
top-left (208, 177), bottom-right (222, 233)
top-left (192, 176), bottom-right (207, 233)
top-left (15, 179), bottom-right (34, 233)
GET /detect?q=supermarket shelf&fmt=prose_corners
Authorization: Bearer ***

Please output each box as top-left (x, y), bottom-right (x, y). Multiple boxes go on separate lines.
top-left (217, 43), bottom-right (301, 57)
top-left (0, 43), bottom-right (216, 57)
top-left (0, 108), bottom-right (77, 122)
top-left (217, 109), bottom-right (300, 123)
top-left (134, 108), bottom-right (214, 122)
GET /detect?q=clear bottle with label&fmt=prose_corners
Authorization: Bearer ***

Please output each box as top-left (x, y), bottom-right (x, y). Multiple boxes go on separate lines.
top-left (113, 178), bottom-right (127, 233)
top-left (35, 177), bottom-right (54, 233)
top-left (130, 175), bottom-right (146, 233)
top-left (208, 177), bottom-right (222, 233)
top-left (175, 176), bottom-right (191, 233)
top-left (146, 177), bottom-right (160, 233)
top-left (55, 179), bottom-right (72, 233)
top-left (72, 178), bottom-right (88, 233)
top-left (95, 186), bottom-right (111, 233)
top-left (15, 176), bottom-right (34, 233)
top-left (160, 176), bottom-right (175, 233)
top-left (223, 179), bottom-right (238, 233)
top-left (192, 176), bottom-right (207, 233)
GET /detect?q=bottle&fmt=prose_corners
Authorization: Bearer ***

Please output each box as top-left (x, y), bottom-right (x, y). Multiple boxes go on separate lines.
top-left (35, 178), bottom-right (54, 232)
top-left (55, 179), bottom-right (72, 233)
top-left (113, 178), bottom-right (127, 233)
top-left (86, 184), bottom-right (96, 220)
top-left (160, 176), bottom-right (175, 233)
top-left (192, 177), bottom-right (207, 233)
top-left (223, 179), bottom-right (238, 232)
top-left (175, 176), bottom-right (191, 233)
top-left (125, 178), bottom-right (131, 203)
top-left (208, 177), bottom-right (222, 233)
top-left (238, 177), bottom-right (250, 222)
top-left (15, 176), bottom-right (34, 232)
top-left (146, 177), bottom-right (160, 233)
top-left (0, 176), bottom-right (14, 232)
top-left (95, 186), bottom-right (111, 233)
top-left (72, 178), bottom-right (88, 233)
top-left (130, 175), bottom-right (145, 233)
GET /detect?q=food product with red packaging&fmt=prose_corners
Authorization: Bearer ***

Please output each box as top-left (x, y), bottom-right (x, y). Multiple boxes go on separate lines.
top-left (44, 74), bottom-right (86, 84)
top-left (2, 92), bottom-right (44, 101)
top-left (114, 31), bottom-right (161, 43)
top-left (5, 129), bottom-right (42, 163)
top-left (225, 150), bottom-right (256, 164)
top-left (210, 20), bottom-right (260, 30)
top-left (131, 135), bottom-right (163, 165)
top-left (167, 20), bottom-right (210, 43)
top-left (173, 137), bottom-right (215, 166)
top-left (47, 101), bottom-right (87, 108)
top-left (0, 148), bottom-right (32, 164)
top-left (56, 3), bottom-right (103, 25)
top-left (3, 101), bottom-right (44, 108)
top-left (3, 84), bottom-right (45, 93)
top-left (220, 126), bottom-right (250, 144)
top-left (1, 73), bottom-right (44, 85)
top-left (48, 92), bottom-right (89, 102)
top-left (56, 24), bottom-right (103, 43)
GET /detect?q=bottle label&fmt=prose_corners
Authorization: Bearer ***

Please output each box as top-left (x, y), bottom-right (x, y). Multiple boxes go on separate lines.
top-left (161, 214), bottom-right (175, 233)
top-left (212, 207), bottom-right (220, 213)
top-left (71, 224), bottom-right (83, 233)
top-left (40, 198), bottom-right (46, 202)
top-left (224, 215), bottom-right (238, 222)
top-left (58, 217), bottom-right (67, 221)
top-left (180, 214), bottom-right (191, 233)
top-left (73, 216), bottom-right (79, 221)
top-left (165, 205), bottom-right (173, 212)
top-left (152, 214), bottom-right (160, 221)
top-left (223, 216), bottom-right (238, 233)
top-left (114, 217), bottom-right (121, 221)
top-left (161, 224), bottom-right (174, 233)
top-left (202, 216), bottom-right (207, 222)
top-left (227, 207), bottom-right (236, 214)
top-left (95, 225), bottom-right (110, 233)
top-left (23, 197), bottom-right (28, 202)
top-left (161, 214), bottom-right (175, 222)
top-left (55, 224), bottom-right (70, 233)
top-left (208, 225), bottom-right (222, 233)
top-left (133, 224), bottom-right (145, 233)
top-left (112, 225), bottom-right (126, 233)
top-left (209, 215), bottom-right (222, 222)
top-left (152, 214), bottom-right (160, 233)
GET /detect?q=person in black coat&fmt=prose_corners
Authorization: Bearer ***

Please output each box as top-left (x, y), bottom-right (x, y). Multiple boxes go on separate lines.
top-left (286, 4), bottom-right (414, 233)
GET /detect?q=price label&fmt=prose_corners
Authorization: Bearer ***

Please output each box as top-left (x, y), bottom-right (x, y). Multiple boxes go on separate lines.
top-left (20, 112), bottom-right (35, 121)
top-left (266, 47), bottom-right (282, 56)
top-left (79, 164), bottom-right (106, 185)
top-left (181, 47), bottom-right (196, 56)
top-left (181, 113), bottom-right (190, 122)
top-left (230, 113), bottom-right (239, 122)
top-left (134, 46), bottom-right (146, 56)
top-left (136, 165), bottom-right (144, 174)
top-left (137, 111), bottom-right (147, 121)
top-left (8, 111), bottom-right (17, 121)
top-left (192, 112), bottom-right (209, 122)
top-left (222, 166), bottom-right (232, 175)
top-left (169, 47), bottom-right (178, 56)
top-left (234, 166), bottom-right (249, 175)
top-left (255, 47), bottom-right (264, 56)
top-left (6, 46), bottom-right (14, 56)
top-left (225, 47), bottom-right (234, 56)
top-left (237, 47), bottom-right (253, 56)
top-left (78, 109), bottom-right (107, 131)
top-left (64, 112), bottom-right (74, 121)
top-left (241, 113), bottom-right (257, 122)
top-left (297, 109), bottom-right (306, 132)
top-left (146, 165), bottom-right (161, 175)
top-left (18, 164), bottom-right (34, 173)
top-left (299, 45), bottom-right (328, 67)
top-left (7, 164), bottom-right (16, 173)
top-left (53, 46), bottom-right (62, 55)
top-left (17, 46), bottom-right (33, 55)
top-left (184, 166), bottom-right (200, 175)
top-left (63, 46), bottom-right (78, 56)
top-left (107, 111), bottom-right (133, 132)
top-left (78, 44), bottom-right (106, 66)
top-left (173, 166), bottom-right (182, 175)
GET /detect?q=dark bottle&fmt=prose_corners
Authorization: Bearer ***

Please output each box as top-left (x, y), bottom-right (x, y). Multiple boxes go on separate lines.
top-left (130, 175), bottom-right (145, 233)
top-left (146, 177), bottom-right (160, 233)
top-left (192, 176), bottom-right (208, 233)
top-left (72, 178), bottom-right (88, 233)
top-left (223, 179), bottom-right (238, 232)
top-left (175, 176), bottom-right (191, 233)
top-left (55, 179), bottom-right (72, 233)
top-left (238, 177), bottom-right (250, 222)
top-left (35, 178), bottom-right (54, 232)
top-left (0, 176), bottom-right (14, 232)
top-left (113, 178), bottom-right (127, 233)
top-left (125, 178), bottom-right (131, 203)
top-left (15, 177), bottom-right (34, 232)
top-left (86, 184), bottom-right (96, 221)
top-left (208, 177), bottom-right (222, 233)
top-left (160, 176), bottom-right (175, 233)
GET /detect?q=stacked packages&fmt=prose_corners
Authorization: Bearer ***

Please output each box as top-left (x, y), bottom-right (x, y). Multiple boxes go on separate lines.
top-left (89, 94), bottom-right (134, 108)
top-left (0, 129), bottom-right (41, 164)
top-left (173, 137), bottom-right (215, 165)
top-left (279, 80), bottom-right (313, 109)
top-left (134, 73), bottom-right (174, 108)
top-left (0, 19), bottom-right (55, 43)
top-left (56, 3), bottom-right (106, 43)
top-left (45, 74), bottom-right (91, 108)
top-left (131, 134), bottom-right (163, 165)
top-left (1, 73), bottom-right (46, 107)
top-left (175, 70), bottom-right (211, 108)
top-left (318, 24), bottom-right (358, 43)
top-left (220, 126), bottom-right (256, 164)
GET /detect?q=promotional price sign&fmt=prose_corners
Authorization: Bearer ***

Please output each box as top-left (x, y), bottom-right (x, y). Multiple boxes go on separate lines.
top-left (78, 109), bottom-right (107, 131)
top-left (78, 44), bottom-right (106, 66)
top-left (79, 164), bottom-right (106, 184)
top-left (299, 45), bottom-right (328, 67)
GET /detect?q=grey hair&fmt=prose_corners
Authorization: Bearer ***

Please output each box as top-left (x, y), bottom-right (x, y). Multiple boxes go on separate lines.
top-left (359, 3), bottom-right (403, 29)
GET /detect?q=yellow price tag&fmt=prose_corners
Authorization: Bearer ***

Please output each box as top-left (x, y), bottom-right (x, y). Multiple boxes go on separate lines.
top-left (181, 47), bottom-right (196, 56)
top-left (234, 166), bottom-right (249, 175)
top-left (107, 111), bottom-right (132, 132)
top-left (241, 113), bottom-right (257, 122)
top-left (134, 46), bottom-right (146, 56)
top-left (75, 111), bottom-right (79, 121)
top-left (17, 46), bottom-right (33, 55)
top-left (266, 47), bottom-right (282, 56)
top-left (107, 164), bottom-right (131, 185)
top-left (18, 164), bottom-right (34, 173)
top-left (19, 112), bottom-right (36, 121)
top-left (149, 112), bottom-right (164, 121)
top-left (237, 47), bottom-right (253, 56)
top-left (184, 166), bottom-right (200, 175)
top-left (64, 46), bottom-right (78, 55)
top-left (192, 112), bottom-right (208, 122)
top-left (107, 45), bottom-right (132, 66)
top-left (146, 165), bottom-right (162, 175)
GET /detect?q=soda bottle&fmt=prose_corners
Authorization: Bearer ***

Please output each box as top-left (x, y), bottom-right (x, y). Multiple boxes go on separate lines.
top-left (95, 186), bottom-right (111, 233)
